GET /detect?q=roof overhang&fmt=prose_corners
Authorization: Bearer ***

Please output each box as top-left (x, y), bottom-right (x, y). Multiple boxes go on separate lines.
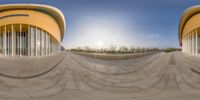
top-left (179, 5), bottom-right (200, 46)
top-left (0, 3), bottom-right (66, 41)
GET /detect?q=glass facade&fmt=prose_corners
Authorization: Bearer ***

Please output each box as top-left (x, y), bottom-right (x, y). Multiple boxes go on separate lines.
top-left (0, 24), bottom-right (60, 57)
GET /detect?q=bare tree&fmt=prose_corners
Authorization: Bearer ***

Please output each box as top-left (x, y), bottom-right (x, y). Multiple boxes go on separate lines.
top-left (69, 45), bottom-right (160, 54)
top-left (84, 46), bottom-right (91, 52)
top-left (119, 46), bottom-right (128, 53)
top-left (141, 47), bottom-right (145, 53)
top-left (130, 46), bottom-right (135, 53)
top-left (77, 47), bottom-right (81, 51)
top-left (109, 45), bottom-right (117, 53)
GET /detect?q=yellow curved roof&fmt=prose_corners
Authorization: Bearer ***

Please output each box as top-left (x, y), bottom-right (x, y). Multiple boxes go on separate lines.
top-left (179, 5), bottom-right (200, 46)
top-left (0, 4), bottom-right (66, 41)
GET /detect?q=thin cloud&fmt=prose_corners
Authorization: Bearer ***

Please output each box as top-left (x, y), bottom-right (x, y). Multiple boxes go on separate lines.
top-left (149, 34), bottom-right (160, 38)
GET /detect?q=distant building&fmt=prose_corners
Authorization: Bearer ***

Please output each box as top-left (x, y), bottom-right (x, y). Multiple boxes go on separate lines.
top-left (179, 5), bottom-right (200, 55)
top-left (0, 4), bottom-right (66, 57)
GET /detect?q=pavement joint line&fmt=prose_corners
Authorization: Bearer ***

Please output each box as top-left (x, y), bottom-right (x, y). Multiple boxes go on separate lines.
top-left (190, 68), bottom-right (200, 75)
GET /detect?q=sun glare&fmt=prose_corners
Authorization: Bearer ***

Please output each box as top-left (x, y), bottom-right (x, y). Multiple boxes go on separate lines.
top-left (97, 41), bottom-right (104, 48)
top-left (74, 18), bottom-right (127, 49)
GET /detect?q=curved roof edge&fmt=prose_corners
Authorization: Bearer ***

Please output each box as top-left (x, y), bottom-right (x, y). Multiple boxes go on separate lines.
top-left (179, 5), bottom-right (200, 46)
top-left (0, 3), bottom-right (66, 41)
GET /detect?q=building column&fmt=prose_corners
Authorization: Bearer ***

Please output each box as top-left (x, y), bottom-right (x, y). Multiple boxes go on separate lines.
top-left (11, 25), bottom-right (13, 57)
top-left (19, 24), bottom-right (22, 57)
top-left (192, 32), bottom-right (195, 54)
top-left (35, 27), bottom-right (37, 56)
top-left (188, 35), bottom-right (189, 53)
top-left (184, 38), bottom-right (185, 52)
top-left (0, 28), bottom-right (1, 54)
top-left (17, 32), bottom-right (19, 55)
top-left (45, 32), bottom-right (48, 55)
top-left (185, 37), bottom-right (187, 52)
top-left (182, 38), bottom-right (185, 52)
top-left (192, 32), bottom-right (194, 54)
top-left (191, 32), bottom-right (192, 54)
top-left (193, 32), bottom-right (195, 54)
top-left (28, 25), bottom-right (30, 56)
top-left (44, 31), bottom-right (46, 55)
top-left (41, 30), bottom-right (43, 56)
top-left (14, 28), bottom-right (16, 57)
top-left (189, 33), bottom-right (191, 53)
top-left (7, 30), bottom-right (9, 56)
top-left (186, 35), bottom-right (188, 53)
top-left (47, 34), bottom-right (49, 54)
top-left (186, 35), bottom-right (187, 53)
top-left (196, 30), bottom-right (198, 55)
top-left (188, 34), bottom-right (189, 53)
top-left (186, 36), bottom-right (187, 53)
top-left (184, 37), bottom-right (185, 52)
top-left (4, 26), bottom-right (6, 56)
top-left (48, 34), bottom-right (50, 54)
top-left (30, 27), bottom-right (32, 56)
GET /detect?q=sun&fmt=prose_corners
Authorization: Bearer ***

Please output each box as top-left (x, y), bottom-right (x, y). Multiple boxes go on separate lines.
top-left (97, 41), bottom-right (104, 48)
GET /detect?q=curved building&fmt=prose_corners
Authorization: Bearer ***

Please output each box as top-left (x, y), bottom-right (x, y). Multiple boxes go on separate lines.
top-left (179, 5), bottom-right (200, 55)
top-left (0, 4), bottom-right (66, 57)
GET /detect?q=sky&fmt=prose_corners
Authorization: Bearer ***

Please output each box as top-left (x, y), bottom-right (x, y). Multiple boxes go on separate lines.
top-left (0, 0), bottom-right (200, 49)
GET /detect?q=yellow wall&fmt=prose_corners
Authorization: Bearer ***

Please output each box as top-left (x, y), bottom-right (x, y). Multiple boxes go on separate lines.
top-left (182, 13), bottom-right (200, 39)
top-left (0, 10), bottom-right (61, 42)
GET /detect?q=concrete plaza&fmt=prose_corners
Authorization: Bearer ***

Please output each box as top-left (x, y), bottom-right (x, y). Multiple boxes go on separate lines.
top-left (0, 51), bottom-right (199, 100)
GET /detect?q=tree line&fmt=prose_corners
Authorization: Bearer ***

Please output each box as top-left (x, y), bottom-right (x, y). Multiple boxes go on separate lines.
top-left (69, 45), bottom-right (160, 54)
